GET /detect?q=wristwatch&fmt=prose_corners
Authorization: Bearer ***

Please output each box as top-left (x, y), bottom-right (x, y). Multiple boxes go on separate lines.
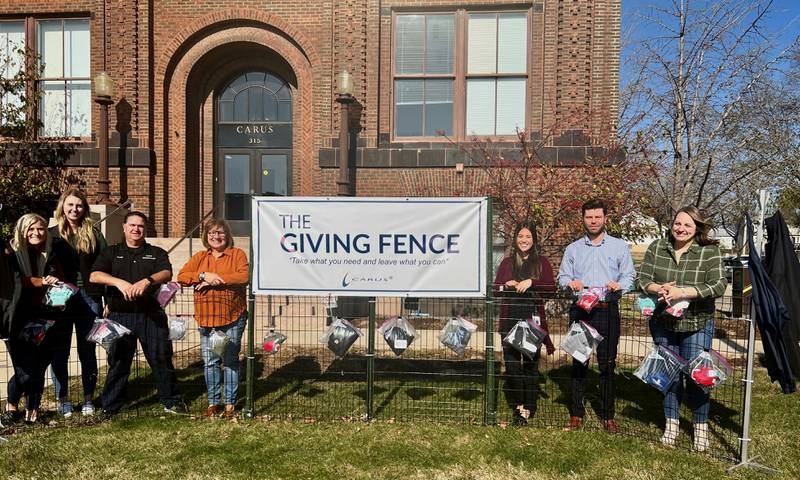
top-left (146, 275), bottom-right (155, 284)
top-left (199, 272), bottom-right (206, 282)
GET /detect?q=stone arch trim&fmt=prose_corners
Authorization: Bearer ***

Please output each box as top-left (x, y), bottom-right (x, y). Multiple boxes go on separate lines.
top-left (157, 22), bottom-right (317, 235)
top-left (155, 10), bottom-right (320, 82)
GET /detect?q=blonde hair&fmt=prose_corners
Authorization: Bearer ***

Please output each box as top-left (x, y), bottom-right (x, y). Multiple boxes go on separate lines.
top-left (55, 188), bottom-right (97, 254)
top-left (10, 213), bottom-right (51, 277)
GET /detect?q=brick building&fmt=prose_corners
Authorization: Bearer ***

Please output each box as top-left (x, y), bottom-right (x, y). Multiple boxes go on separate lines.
top-left (0, 0), bottom-right (620, 236)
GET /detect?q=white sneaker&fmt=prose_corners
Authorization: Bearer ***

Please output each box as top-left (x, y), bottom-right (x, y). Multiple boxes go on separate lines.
top-left (660, 418), bottom-right (679, 446)
top-left (58, 401), bottom-right (73, 418)
top-left (81, 401), bottom-right (96, 416)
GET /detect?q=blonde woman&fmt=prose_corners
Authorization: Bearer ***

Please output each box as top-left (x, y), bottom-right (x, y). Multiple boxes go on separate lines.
top-left (48, 189), bottom-right (106, 417)
top-left (4, 214), bottom-right (71, 424)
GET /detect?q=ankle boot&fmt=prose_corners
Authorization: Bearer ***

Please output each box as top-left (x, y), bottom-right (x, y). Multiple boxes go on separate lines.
top-left (661, 418), bottom-right (679, 446)
top-left (693, 423), bottom-right (709, 452)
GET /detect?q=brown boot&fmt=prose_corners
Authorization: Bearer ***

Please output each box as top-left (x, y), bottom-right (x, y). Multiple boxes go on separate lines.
top-left (204, 405), bottom-right (221, 418)
top-left (221, 404), bottom-right (236, 418)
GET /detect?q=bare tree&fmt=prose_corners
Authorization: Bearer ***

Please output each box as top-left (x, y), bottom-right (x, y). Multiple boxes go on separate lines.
top-left (622, 0), bottom-right (800, 226)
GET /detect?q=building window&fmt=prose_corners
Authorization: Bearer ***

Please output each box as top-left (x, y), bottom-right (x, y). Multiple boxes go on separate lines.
top-left (394, 14), bottom-right (455, 137)
top-left (393, 10), bottom-right (528, 140)
top-left (0, 21), bottom-right (26, 124)
top-left (38, 19), bottom-right (91, 137)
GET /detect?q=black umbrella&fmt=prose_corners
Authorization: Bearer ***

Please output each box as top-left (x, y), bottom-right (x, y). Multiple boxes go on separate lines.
top-left (764, 212), bottom-right (800, 381)
top-left (746, 215), bottom-right (797, 393)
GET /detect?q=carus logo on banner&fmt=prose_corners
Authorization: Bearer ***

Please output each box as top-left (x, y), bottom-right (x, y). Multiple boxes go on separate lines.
top-left (341, 272), bottom-right (394, 288)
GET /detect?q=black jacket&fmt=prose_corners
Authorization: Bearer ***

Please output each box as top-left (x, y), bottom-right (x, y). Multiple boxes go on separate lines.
top-left (48, 225), bottom-right (106, 298)
top-left (747, 215), bottom-right (797, 393)
top-left (0, 239), bottom-right (20, 339)
top-left (764, 212), bottom-right (800, 382)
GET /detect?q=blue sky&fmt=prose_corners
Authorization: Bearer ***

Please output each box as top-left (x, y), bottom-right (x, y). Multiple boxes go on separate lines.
top-left (620, 0), bottom-right (800, 82)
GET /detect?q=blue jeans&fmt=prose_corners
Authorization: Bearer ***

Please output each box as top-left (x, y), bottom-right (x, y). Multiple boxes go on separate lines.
top-left (198, 313), bottom-right (246, 405)
top-left (50, 289), bottom-right (101, 399)
top-left (649, 317), bottom-right (714, 423)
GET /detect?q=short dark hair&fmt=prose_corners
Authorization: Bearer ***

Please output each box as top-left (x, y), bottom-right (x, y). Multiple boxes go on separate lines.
top-left (581, 198), bottom-right (607, 216)
top-left (124, 211), bottom-right (148, 224)
top-left (201, 218), bottom-right (234, 250)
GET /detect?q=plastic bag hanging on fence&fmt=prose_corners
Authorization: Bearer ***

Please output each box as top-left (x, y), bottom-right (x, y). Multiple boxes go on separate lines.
top-left (156, 282), bottom-right (181, 308)
top-left (320, 318), bottom-right (362, 357)
top-left (210, 330), bottom-right (230, 357)
top-left (86, 318), bottom-right (132, 351)
top-left (634, 345), bottom-right (688, 393)
top-left (560, 320), bottom-right (604, 364)
top-left (503, 318), bottom-right (548, 360)
top-left (638, 294), bottom-right (657, 317)
top-left (168, 316), bottom-right (188, 341)
top-left (576, 287), bottom-right (605, 313)
top-left (20, 319), bottom-right (56, 345)
top-left (43, 282), bottom-right (78, 308)
top-left (439, 316), bottom-right (478, 356)
top-left (262, 331), bottom-right (288, 354)
top-left (688, 350), bottom-right (733, 393)
top-left (379, 316), bottom-right (416, 356)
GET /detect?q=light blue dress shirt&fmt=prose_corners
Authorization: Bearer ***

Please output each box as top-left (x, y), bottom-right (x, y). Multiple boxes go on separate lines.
top-left (557, 233), bottom-right (636, 294)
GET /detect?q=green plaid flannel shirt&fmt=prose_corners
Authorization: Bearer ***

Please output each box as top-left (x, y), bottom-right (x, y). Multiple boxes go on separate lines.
top-left (637, 238), bottom-right (727, 332)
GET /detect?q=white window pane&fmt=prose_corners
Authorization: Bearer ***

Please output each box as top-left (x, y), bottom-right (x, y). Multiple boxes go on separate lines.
top-left (395, 15), bottom-right (424, 74)
top-left (39, 20), bottom-right (63, 78)
top-left (424, 79), bottom-right (453, 136)
top-left (498, 14), bottom-right (527, 74)
top-left (64, 19), bottom-right (90, 78)
top-left (496, 78), bottom-right (526, 135)
top-left (66, 80), bottom-right (91, 136)
top-left (468, 14), bottom-right (497, 74)
top-left (41, 80), bottom-right (66, 137)
top-left (466, 79), bottom-right (496, 135)
top-left (426, 15), bottom-right (454, 74)
top-left (395, 79), bottom-right (423, 137)
top-left (1, 22), bottom-right (25, 78)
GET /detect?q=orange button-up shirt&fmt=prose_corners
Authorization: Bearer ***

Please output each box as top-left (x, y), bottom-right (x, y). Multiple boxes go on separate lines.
top-left (177, 247), bottom-right (249, 327)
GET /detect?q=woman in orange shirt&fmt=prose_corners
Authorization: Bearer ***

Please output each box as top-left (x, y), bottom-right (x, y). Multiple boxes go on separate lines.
top-left (177, 219), bottom-right (248, 418)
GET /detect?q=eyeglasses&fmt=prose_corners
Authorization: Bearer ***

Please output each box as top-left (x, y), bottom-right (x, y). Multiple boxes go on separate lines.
top-left (207, 230), bottom-right (227, 237)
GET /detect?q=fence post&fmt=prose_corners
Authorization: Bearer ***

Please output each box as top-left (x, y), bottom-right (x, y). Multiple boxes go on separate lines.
top-left (243, 226), bottom-right (256, 419)
top-left (366, 296), bottom-right (376, 421)
top-left (484, 198), bottom-right (496, 425)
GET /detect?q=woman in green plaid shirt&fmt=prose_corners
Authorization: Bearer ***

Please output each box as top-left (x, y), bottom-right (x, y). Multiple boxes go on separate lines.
top-left (638, 206), bottom-right (727, 452)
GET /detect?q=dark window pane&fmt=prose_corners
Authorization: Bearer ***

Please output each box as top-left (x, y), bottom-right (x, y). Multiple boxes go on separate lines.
top-left (263, 90), bottom-right (278, 121)
top-left (277, 101), bottom-right (292, 122)
top-left (224, 154), bottom-right (250, 221)
top-left (261, 154), bottom-right (288, 196)
top-left (233, 90), bottom-right (249, 122)
top-left (249, 87), bottom-right (264, 121)
top-left (219, 101), bottom-right (233, 121)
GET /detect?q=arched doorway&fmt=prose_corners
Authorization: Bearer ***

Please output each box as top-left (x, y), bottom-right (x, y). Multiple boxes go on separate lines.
top-left (216, 71), bottom-right (293, 235)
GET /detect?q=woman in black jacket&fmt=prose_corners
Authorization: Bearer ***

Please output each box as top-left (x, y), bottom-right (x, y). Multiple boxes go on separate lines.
top-left (48, 189), bottom-right (106, 417)
top-left (4, 213), bottom-right (71, 424)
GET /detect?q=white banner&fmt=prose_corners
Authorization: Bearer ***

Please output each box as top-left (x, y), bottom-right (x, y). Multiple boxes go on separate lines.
top-left (251, 197), bottom-right (488, 297)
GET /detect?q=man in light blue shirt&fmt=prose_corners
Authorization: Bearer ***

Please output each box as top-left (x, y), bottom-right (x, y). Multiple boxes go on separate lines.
top-left (558, 198), bottom-right (635, 433)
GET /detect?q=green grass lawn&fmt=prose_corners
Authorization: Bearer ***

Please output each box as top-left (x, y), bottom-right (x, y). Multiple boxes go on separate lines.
top-left (0, 369), bottom-right (797, 479)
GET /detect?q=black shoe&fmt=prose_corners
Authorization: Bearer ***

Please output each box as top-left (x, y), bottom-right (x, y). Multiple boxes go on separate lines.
top-left (97, 409), bottom-right (118, 422)
top-left (0, 410), bottom-right (22, 425)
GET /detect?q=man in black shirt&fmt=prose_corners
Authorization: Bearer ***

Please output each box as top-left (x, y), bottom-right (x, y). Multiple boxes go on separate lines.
top-left (90, 211), bottom-right (183, 415)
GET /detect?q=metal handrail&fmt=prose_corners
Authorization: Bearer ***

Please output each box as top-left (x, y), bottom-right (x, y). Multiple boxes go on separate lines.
top-left (166, 208), bottom-right (216, 255)
top-left (95, 199), bottom-right (133, 225)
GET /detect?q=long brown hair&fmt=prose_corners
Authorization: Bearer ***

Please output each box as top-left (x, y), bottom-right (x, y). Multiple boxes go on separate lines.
top-left (510, 221), bottom-right (542, 281)
top-left (54, 188), bottom-right (97, 254)
top-left (668, 206), bottom-right (719, 246)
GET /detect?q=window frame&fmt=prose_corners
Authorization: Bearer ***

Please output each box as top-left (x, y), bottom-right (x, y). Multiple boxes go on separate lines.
top-left (0, 15), bottom-right (91, 141)
top-left (391, 8), bottom-right (531, 142)
top-left (36, 17), bottom-right (92, 139)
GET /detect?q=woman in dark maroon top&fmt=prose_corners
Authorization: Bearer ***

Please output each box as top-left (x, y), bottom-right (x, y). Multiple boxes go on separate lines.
top-left (493, 221), bottom-right (556, 425)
